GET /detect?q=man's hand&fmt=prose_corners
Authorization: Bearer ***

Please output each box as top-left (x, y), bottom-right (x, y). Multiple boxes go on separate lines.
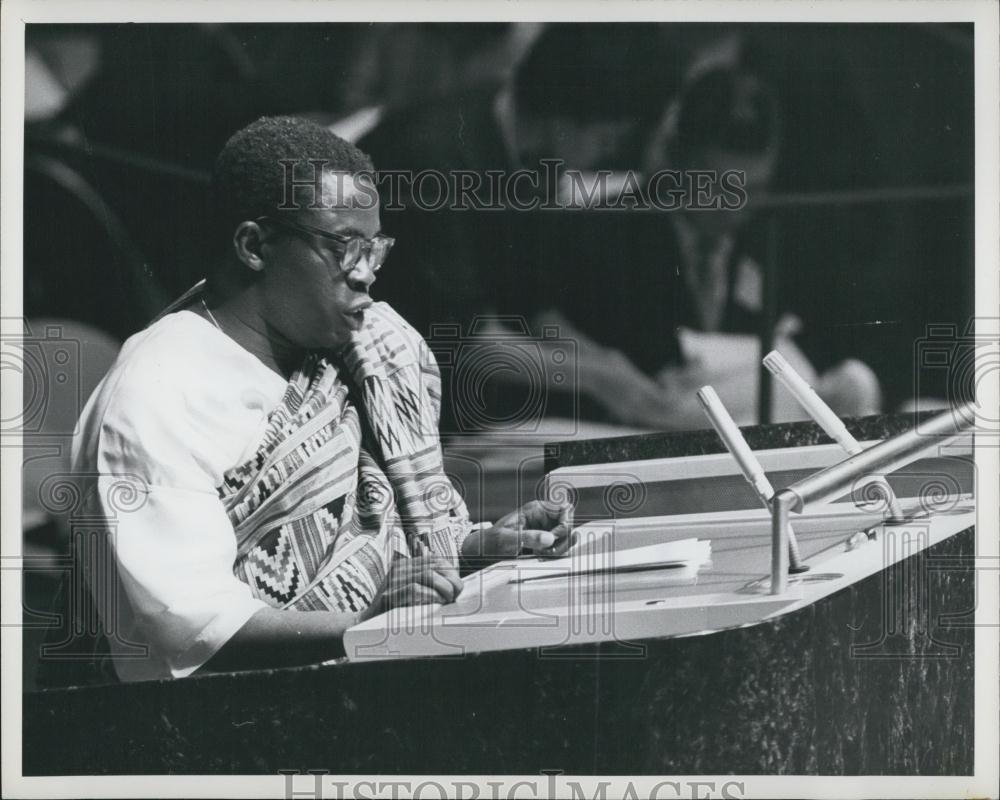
top-left (374, 554), bottom-right (464, 611)
top-left (461, 500), bottom-right (575, 570)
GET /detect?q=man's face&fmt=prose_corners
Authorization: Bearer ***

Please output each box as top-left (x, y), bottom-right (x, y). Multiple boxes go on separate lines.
top-left (519, 115), bottom-right (638, 170)
top-left (256, 172), bottom-right (382, 350)
top-left (682, 147), bottom-right (776, 237)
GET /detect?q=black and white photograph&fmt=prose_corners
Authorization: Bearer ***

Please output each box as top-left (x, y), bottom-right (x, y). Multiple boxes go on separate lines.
top-left (2, 2), bottom-right (998, 798)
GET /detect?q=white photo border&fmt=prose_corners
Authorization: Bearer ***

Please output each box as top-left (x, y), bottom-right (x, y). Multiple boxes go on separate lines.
top-left (2, 2), bottom-right (997, 798)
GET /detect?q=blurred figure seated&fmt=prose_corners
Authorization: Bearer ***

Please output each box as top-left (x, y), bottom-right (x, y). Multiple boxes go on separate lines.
top-left (358, 24), bottom-right (683, 434)
top-left (522, 63), bottom-right (881, 429)
top-left (358, 23), bottom-right (681, 331)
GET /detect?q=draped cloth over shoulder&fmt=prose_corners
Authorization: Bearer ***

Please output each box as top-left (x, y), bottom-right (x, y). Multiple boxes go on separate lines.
top-left (219, 303), bottom-right (473, 613)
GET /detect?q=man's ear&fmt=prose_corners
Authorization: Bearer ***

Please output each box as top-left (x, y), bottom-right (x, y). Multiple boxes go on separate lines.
top-left (232, 221), bottom-right (267, 273)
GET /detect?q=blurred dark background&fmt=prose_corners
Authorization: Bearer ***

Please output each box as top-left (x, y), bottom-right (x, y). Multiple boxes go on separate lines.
top-left (24, 22), bottom-right (974, 410)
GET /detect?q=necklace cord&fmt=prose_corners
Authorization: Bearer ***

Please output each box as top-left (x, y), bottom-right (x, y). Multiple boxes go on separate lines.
top-left (201, 297), bottom-right (224, 332)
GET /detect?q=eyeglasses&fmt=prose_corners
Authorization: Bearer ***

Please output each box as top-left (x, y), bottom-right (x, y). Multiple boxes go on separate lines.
top-left (256, 216), bottom-right (394, 274)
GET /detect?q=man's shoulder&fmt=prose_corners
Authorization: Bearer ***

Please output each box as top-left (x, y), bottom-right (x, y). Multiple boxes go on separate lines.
top-left (71, 314), bottom-right (206, 475)
top-left (74, 311), bottom-right (277, 485)
top-left (83, 311), bottom-right (254, 436)
top-left (104, 312), bottom-right (218, 397)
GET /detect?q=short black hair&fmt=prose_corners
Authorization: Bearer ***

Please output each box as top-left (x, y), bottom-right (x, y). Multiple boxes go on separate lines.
top-left (513, 24), bottom-right (683, 125)
top-left (211, 116), bottom-right (374, 241)
top-left (672, 68), bottom-right (780, 161)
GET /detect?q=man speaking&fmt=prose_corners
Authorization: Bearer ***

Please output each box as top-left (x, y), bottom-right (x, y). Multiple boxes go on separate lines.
top-left (71, 116), bottom-right (573, 682)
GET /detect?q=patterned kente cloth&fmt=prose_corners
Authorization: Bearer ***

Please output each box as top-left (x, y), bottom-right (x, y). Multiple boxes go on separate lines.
top-left (218, 303), bottom-right (473, 613)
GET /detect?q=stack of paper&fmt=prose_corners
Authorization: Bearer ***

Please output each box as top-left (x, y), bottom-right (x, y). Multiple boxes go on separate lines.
top-left (506, 538), bottom-right (712, 585)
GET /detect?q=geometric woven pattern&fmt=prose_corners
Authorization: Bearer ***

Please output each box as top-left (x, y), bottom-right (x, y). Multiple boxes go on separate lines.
top-left (242, 526), bottom-right (302, 605)
top-left (218, 303), bottom-right (473, 614)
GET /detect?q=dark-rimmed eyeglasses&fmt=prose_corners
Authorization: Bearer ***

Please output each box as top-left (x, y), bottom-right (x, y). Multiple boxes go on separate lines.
top-left (256, 216), bottom-right (394, 274)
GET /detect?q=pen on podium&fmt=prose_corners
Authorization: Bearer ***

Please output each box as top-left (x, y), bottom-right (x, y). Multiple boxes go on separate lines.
top-left (696, 386), bottom-right (807, 573)
top-left (762, 350), bottom-right (904, 521)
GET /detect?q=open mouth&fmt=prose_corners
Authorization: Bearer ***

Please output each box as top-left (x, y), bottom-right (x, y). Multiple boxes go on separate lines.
top-left (345, 304), bottom-right (370, 328)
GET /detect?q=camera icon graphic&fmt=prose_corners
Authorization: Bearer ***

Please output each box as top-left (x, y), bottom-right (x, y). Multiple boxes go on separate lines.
top-left (913, 318), bottom-right (999, 441)
top-left (426, 316), bottom-right (579, 438)
top-left (1, 319), bottom-right (83, 439)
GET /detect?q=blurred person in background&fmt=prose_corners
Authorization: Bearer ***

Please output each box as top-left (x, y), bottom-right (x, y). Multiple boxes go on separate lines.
top-left (359, 23), bottom-right (684, 431)
top-left (645, 63), bottom-right (882, 423)
top-left (533, 60), bottom-right (883, 428)
top-left (360, 23), bottom-right (681, 328)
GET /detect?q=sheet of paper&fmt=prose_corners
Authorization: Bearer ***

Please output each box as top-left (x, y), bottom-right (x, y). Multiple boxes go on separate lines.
top-left (505, 537), bottom-right (712, 583)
